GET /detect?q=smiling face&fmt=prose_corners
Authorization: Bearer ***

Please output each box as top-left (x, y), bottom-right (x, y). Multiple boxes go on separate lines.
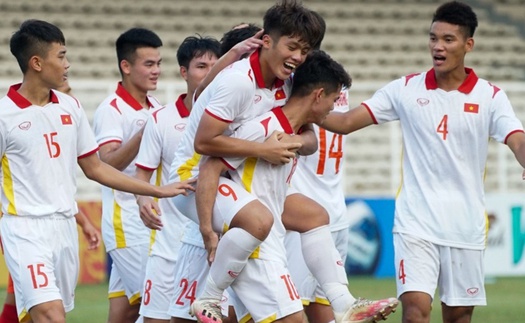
top-left (429, 21), bottom-right (473, 76)
top-left (262, 34), bottom-right (311, 82)
top-left (121, 46), bottom-right (162, 92)
top-left (39, 42), bottom-right (70, 90)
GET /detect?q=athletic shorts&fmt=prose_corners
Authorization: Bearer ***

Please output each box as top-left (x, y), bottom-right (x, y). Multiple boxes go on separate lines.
top-left (1, 214), bottom-right (78, 321)
top-left (108, 243), bottom-right (149, 305)
top-left (231, 258), bottom-right (303, 322)
top-left (172, 177), bottom-right (257, 232)
top-left (394, 233), bottom-right (486, 306)
top-left (168, 243), bottom-right (231, 319)
top-left (285, 228), bottom-right (349, 305)
top-left (139, 255), bottom-right (176, 320)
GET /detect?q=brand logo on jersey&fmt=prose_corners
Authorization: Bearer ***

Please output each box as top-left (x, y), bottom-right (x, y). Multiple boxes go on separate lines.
top-left (337, 260), bottom-right (344, 266)
top-left (417, 98), bottom-right (429, 107)
top-left (227, 270), bottom-right (239, 278)
top-left (136, 119), bottom-right (146, 127)
top-left (464, 103), bottom-right (479, 114)
top-left (174, 123), bottom-right (186, 131)
top-left (18, 121), bottom-right (31, 130)
top-left (61, 114), bottom-right (72, 125)
top-left (466, 287), bottom-right (479, 296)
top-left (254, 95), bottom-right (262, 104)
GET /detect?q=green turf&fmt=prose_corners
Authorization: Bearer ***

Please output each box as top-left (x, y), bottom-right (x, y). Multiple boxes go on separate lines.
top-left (1, 276), bottom-right (523, 322)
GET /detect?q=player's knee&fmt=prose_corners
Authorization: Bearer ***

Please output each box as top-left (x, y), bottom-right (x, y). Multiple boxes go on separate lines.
top-left (402, 304), bottom-right (431, 323)
top-left (30, 301), bottom-right (66, 323)
top-left (232, 201), bottom-right (273, 240)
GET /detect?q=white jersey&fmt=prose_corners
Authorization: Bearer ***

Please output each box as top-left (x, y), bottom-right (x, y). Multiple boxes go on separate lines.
top-left (223, 107), bottom-right (298, 262)
top-left (291, 89), bottom-right (350, 231)
top-left (168, 50), bottom-right (291, 183)
top-left (135, 94), bottom-right (191, 261)
top-left (363, 68), bottom-right (523, 249)
top-left (0, 84), bottom-right (98, 217)
top-left (93, 83), bottom-right (162, 251)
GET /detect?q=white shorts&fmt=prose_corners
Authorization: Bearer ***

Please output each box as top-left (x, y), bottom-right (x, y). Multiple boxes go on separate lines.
top-left (394, 233), bottom-right (486, 306)
top-left (285, 228), bottom-right (349, 305)
top-left (231, 258), bottom-right (303, 322)
top-left (108, 243), bottom-right (149, 305)
top-left (139, 255), bottom-right (176, 320)
top-left (0, 215), bottom-right (78, 320)
top-left (168, 243), bottom-right (231, 319)
top-left (172, 177), bottom-right (257, 233)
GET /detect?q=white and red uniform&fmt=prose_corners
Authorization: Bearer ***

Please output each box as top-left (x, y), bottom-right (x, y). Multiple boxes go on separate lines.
top-left (363, 68), bottom-right (523, 305)
top-left (221, 107), bottom-right (303, 322)
top-left (0, 84), bottom-right (98, 320)
top-left (93, 82), bottom-right (162, 303)
top-left (285, 88), bottom-right (350, 305)
top-left (134, 95), bottom-right (191, 319)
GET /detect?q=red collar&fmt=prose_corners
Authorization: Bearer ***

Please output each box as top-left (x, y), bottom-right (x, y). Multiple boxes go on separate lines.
top-left (425, 68), bottom-right (478, 94)
top-left (115, 82), bottom-right (152, 110)
top-left (271, 107), bottom-right (293, 134)
top-left (175, 94), bottom-right (190, 117)
top-left (7, 83), bottom-right (59, 109)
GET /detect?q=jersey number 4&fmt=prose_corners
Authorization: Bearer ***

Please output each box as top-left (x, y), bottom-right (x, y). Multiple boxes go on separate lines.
top-left (316, 128), bottom-right (343, 175)
top-left (436, 115), bottom-right (449, 140)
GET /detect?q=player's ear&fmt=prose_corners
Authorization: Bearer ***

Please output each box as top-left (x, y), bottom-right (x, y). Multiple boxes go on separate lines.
top-left (314, 88), bottom-right (324, 102)
top-left (28, 55), bottom-right (43, 72)
top-left (262, 34), bottom-right (272, 48)
top-left (120, 60), bottom-right (131, 75)
top-left (180, 66), bottom-right (188, 81)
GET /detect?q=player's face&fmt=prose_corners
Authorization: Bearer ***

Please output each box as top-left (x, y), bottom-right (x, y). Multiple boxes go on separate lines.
top-left (182, 52), bottom-right (218, 95)
top-left (265, 35), bottom-right (311, 81)
top-left (40, 42), bottom-right (70, 90)
top-left (428, 21), bottom-right (473, 75)
top-left (127, 47), bottom-right (162, 92)
top-left (311, 87), bottom-right (341, 123)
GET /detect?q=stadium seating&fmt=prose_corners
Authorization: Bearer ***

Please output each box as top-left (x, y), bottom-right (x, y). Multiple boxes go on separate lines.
top-left (0, 0), bottom-right (523, 198)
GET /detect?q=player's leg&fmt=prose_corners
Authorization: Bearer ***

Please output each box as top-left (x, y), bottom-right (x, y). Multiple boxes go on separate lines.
top-left (189, 178), bottom-right (273, 322)
top-left (438, 246), bottom-right (485, 323)
top-left (395, 233), bottom-right (437, 323)
top-left (141, 255), bottom-right (177, 323)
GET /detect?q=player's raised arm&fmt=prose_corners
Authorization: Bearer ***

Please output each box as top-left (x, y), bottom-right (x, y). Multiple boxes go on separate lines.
top-left (319, 104), bottom-right (375, 135)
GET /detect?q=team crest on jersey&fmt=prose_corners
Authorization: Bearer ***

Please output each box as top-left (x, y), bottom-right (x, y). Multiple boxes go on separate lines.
top-left (417, 98), bottom-right (429, 107)
top-left (174, 123), bottom-right (186, 131)
top-left (18, 121), bottom-right (31, 130)
top-left (136, 119), bottom-right (146, 127)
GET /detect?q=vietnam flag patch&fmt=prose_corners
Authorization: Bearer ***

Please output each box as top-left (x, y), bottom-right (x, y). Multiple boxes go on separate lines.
top-left (464, 103), bottom-right (479, 114)
top-left (275, 89), bottom-right (286, 100)
top-left (61, 114), bottom-right (72, 125)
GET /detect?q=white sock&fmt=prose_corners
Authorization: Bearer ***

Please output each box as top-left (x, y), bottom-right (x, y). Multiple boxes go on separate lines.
top-left (201, 227), bottom-right (262, 300)
top-left (301, 225), bottom-right (356, 313)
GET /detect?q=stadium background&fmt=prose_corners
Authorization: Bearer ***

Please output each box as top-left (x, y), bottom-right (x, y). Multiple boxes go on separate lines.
top-left (0, 0), bottom-right (524, 292)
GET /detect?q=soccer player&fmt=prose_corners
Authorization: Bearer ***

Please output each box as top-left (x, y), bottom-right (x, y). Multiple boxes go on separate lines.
top-left (91, 27), bottom-right (164, 322)
top-left (197, 49), bottom-right (350, 323)
top-left (0, 19), bottom-right (193, 323)
top-left (320, 2), bottom-right (525, 322)
top-left (192, 5), bottom-right (398, 323)
top-left (133, 35), bottom-right (221, 323)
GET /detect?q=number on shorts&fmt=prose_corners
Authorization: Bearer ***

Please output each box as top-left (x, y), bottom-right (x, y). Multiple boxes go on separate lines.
top-left (280, 274), bottom-right (300, 300)
top-left (27, 263), bottom-right (49, 289)
top-left (143, 279), bottom-right (152, 305)
top-left (218, 184), bottom-right (238, 201)
top-left (175, 278), bottom-right (197, 305)
top-left (398, 259), bottom-right (406, 285)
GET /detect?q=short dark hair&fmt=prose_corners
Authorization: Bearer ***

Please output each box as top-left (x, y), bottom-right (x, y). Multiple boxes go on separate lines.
top-left (116, 28), bottom-right (163, 74)
top-left (220, 23), bottom-right (261, 56)
top-left (432, 1), bottom-right (478, 38)
top-left (312, 10), bottom-right (326, 50)
top-left (177, 35), bottom-right (221, 68)
top-left (10, 19), bottom-right (65, 73)
top-left (263, 0), bottom-right (324, 49)
top-left (291, 50), bottom-right (351, 97)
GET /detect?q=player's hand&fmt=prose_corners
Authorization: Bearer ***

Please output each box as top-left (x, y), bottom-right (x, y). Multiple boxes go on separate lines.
top-left (137, 196), bottom-right (163, 230)
top-left (232, 29), bottom-right (264, 59)
top-left (157, 178), bottom-right (196, 198)
top-left (81, 221), bottom-right (101, 250)
top-left (201, 228), bottom-right (219, 265)
top-left (260, 131), bottom-right (301, 164)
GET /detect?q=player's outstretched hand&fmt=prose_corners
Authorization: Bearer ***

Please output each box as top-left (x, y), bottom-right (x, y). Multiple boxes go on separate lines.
top-left (260, 131), bottom-right (301, 165)
top-left (81, 220), bottom-right (101, 250)
top-left (232, 29), bottom-right (264, 59)
top-left (137, 196), bottom-right (163, 230)
top-left (201, 229), bottom-right (220, 265)
top-left (157, 178), bottom-right (196, 198)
